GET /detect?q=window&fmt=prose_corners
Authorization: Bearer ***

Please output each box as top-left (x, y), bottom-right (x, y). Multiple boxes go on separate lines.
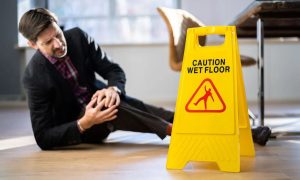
top-left (17, 0), bottom-right (179, 46)
top-left (49, 0), bottom-right (179, 44)
top-left (18, 0), bottom-right (34, 47)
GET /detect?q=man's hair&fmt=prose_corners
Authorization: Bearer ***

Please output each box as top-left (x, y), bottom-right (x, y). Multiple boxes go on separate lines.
top-left (18, 8), bottom-right (58, 42)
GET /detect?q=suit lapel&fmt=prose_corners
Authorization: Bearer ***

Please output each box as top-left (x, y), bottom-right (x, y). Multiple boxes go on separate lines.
top-left (36, 52), bottom-right (77, 101)
top-left (65, 34), bottom-right (88, 86)
top-left (42, 54), bottom-right (68, 87)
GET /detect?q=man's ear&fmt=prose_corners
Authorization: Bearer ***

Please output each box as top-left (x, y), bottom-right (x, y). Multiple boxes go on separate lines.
top-left (27, 40), bottom-right (38, 49)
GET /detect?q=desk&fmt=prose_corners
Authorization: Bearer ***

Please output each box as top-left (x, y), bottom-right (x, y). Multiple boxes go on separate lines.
top-left (230, 0), bottom-right (300, 126)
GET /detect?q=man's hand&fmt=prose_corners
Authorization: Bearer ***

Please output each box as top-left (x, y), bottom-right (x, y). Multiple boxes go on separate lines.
top-left (79, 98), bottom-right (118, 130)
top-left (92, 87), bottom-right (121, 108)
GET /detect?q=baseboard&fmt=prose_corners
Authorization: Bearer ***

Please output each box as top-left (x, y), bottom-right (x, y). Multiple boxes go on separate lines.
top-left (0, 100), bottom-right (27, 108)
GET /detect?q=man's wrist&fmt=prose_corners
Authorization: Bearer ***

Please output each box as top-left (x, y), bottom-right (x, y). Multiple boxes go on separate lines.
top-left (110, 86), bottom-right (121, 95)
top-left (77, 120), bottom-right (85, 133)
top-left (77, 117), bottom-right (93, 133)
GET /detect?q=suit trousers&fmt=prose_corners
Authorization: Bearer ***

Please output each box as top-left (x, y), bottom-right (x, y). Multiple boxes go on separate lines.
top-left (82, 96), bottom-right (174, 144)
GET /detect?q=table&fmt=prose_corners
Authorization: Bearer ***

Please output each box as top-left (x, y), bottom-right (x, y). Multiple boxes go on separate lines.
top-left (230, 0), bottom-right (300, 126)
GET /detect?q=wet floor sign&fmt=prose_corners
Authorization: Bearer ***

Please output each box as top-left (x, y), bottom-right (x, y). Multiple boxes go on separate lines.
top-left (166, 26), bottom-right (255, 172)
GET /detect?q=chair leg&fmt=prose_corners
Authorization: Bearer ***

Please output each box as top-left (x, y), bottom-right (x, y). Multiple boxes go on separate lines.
top-left (248, 109), bottom-right (256, 126)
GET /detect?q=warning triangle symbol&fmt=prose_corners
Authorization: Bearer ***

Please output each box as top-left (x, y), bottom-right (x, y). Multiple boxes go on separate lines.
top-left (185, 78), bottom-right (226, 113)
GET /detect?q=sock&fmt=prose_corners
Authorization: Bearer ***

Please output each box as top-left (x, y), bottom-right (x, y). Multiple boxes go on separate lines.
top-left (166, 123), bottom-right (173, 136)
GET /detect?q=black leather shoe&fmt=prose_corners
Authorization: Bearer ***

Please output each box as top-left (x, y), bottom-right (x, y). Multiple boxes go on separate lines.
top-left (252, 126), bottom-right (272, 146)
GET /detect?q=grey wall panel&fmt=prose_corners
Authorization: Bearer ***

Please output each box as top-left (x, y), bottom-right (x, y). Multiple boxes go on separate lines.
top-left (0, 0), bottom-right (22, 100)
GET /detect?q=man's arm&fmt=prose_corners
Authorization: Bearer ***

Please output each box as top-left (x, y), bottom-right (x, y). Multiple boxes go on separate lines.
top-left (78, 29), bottom-right (127, 95)
top-left (23, 65), bottom-right (82, 150)
top-left (26, 86), bottom-right (82, 150)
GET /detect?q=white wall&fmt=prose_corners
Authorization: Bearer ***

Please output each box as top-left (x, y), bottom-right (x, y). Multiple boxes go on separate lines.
top-left (24, 0), bottom-right (300, 104)
top-left (102, 40), bottom-right (300, 104)
top-left (239, 40), bottom-right (300, 102)
top-left (101, 44), bottom-right (180, 103)
top-left (102, 0), bottom-right (300, 104)
top-left (25, 41), bottom-right (300, 105)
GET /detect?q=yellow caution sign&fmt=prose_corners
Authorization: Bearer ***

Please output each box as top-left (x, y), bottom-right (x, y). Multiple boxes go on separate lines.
top-left (167, 26), bottom-right (255, 172)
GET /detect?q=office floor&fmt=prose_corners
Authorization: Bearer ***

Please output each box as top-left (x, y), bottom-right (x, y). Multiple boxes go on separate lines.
top-left (1, 102), bottom-right (300, 179)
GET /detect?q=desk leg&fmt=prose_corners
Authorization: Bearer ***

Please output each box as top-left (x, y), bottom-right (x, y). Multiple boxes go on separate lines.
top-left (257, 18), bottom-right (264, 126)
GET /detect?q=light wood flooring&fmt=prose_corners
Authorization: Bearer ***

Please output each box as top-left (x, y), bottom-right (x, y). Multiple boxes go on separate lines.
top-left (1, 102), bottom-right (300, 179)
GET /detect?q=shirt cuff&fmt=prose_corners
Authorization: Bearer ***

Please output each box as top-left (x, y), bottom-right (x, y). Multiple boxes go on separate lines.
top-left (111, 86), bottom-right (121, 95)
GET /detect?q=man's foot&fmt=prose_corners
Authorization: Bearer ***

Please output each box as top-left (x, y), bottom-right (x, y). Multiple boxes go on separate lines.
top-left (252, 126), bottom-right (272, 146)
top-left (166, 123), bottom-right (173, 136)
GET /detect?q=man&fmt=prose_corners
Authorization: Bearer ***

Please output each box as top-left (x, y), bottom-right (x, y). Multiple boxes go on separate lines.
top-left (19, 8), bottom-right (270, 150)
top-left (19, 8), bottom-right (174, 150)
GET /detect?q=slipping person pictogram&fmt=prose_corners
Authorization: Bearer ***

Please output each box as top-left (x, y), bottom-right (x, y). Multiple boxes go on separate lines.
top-left (194, 86), bottom-right (214, 109)
top-left (185, 78), bottom-right (225, 113)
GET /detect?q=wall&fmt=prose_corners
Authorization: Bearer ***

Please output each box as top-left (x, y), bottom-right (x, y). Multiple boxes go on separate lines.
top-left (25, 39), bottom-right (300, 104)
top-left (0, 0), bottom-right (22, 100)
top-left (103, 41), bottom-right (300, 103)
top-left (239, 40), bottom-right (300, 102)
top-left (181, 0), bottom-right (300, 103)
top-left (19, 0), bottom-right (300, 105)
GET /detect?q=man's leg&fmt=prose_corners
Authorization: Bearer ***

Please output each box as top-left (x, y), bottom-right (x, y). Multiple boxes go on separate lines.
top-left (109, 100), bottom-right (173, 140)
top-left (123, 96), bottom-right (174, 123)
top-left (82, 123), bottom-right (111, 144)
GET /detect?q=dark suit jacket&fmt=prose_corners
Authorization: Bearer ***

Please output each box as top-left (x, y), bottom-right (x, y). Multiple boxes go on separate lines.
top-left (23, 28), bottom-right (126, 150)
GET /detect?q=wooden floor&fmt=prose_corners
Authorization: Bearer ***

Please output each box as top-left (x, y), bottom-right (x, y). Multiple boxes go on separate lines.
top-left (1, 102), bottom-right (300, 179)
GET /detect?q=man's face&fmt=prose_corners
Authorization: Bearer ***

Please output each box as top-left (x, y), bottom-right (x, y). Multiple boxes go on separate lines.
top-left (29, 22), bottom-right (67, 58)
